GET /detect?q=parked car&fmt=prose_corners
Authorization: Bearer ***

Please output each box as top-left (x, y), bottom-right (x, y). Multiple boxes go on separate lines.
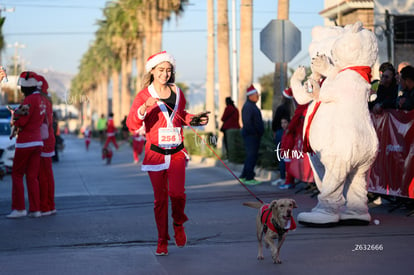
top-left (0, 104), bottom-right (19, 119)
top-left (0, 118), bottom-right (15, 170)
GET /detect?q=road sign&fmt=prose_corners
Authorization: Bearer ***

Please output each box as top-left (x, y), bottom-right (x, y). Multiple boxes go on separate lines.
top-left (260, 19), bottom-right (301, 63)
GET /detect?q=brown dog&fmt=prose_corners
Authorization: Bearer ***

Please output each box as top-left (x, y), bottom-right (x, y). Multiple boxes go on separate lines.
top-left (243, 198), bottom-right (297, 264)
top-left (7, 104), bottom-right (30, 139)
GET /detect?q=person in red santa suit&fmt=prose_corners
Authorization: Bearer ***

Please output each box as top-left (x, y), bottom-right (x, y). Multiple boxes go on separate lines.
top-left (132, 126), bottom-right (146, 163)
top-left (7, 71), bottom-right (47, 219)
top-left (84, 126), bottom-right (92, 151)
top-left (36, 74), bottom-right (57, 216)
top-left (103, 113), bottom-right (119, 150)
top-left (127, 51), bottom-right (209, 256)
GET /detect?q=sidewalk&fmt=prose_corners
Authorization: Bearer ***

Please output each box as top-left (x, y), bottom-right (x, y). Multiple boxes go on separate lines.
top-left (0, 134), bottom-right (412, 275)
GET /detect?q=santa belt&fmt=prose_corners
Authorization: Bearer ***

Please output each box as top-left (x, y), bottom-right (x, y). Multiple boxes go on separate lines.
top-left (150, 143), bottom-right (184, 155)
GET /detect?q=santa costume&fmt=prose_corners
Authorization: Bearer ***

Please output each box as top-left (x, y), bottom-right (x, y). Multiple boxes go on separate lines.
top-left (132, 127), bottom-right (146, 163)
top-left (7, 71), bottom-right (47, 218)
top-left (36, 75), bottom-right (57, 216)
top-left (127, 51), bottom-right (206, 256)
top-left (84, 126), bottom-right (92, 151)
top-left (103, 114), bottom-right (119, 150)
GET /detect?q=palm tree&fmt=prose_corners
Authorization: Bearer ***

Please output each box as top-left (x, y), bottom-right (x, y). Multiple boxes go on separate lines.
top-left (71, 0), bottom-right (191, 128)
top-left (238, 0), bottom-right (253, 112)
top-left (140, 0), bottom-right (187, 59)
top-left (105, 1), bottom-right (136, 122)
top-left (0, 16), bottom-right (5, 65)
top-left (205, 0), bottom-right (216, 132)
top-left (217, 0), bottom-right (232, 130)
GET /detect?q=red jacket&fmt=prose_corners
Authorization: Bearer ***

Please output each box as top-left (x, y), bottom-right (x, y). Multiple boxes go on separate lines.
top-left (41, 95), bottom-right (56, 156)
top-left (106, 118), bottom-right (116, 136)
top-left (221, 105), bottom-right (240, 130)
top-left (127, 84), bottom-right (193, 171)
top-left (14, 91), bottom-right (46, 148)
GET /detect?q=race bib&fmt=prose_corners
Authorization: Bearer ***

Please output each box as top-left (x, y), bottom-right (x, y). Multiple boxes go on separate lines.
top-left (158, 127), bottom-right (182, 148)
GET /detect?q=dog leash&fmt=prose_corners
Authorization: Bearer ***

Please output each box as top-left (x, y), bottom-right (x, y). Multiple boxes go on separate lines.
top-left (161, 101), bottom-right (264, 204)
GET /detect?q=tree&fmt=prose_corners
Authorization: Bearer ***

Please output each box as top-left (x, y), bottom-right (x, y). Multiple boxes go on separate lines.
top-left (205, 0), bottom-right (216, 132)
top-left (238, 0), bottom-right (253, 111)
top-left (273, 0), bottom-right (290, 115)
top-left (217, 0), bottom-right (232, 130)
top-left (258, 73), bottom-right (274, 110)
top-left (71, 0), bottom-right (190, 128)
top-left (0, 16), bottom-right (5, 64)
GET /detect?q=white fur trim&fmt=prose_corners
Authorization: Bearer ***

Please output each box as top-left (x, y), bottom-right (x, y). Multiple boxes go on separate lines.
top-left (18, 77), bottom-right (39, 87)
top-left (145, 51), bottom-right (176, 72)
top-left (246, 89), bottom-right (257, 96)
top-left (41, 151), bottom-right (55, 157)
top-left (137, 107), bottom-right (146, 120)
top-left (16, 141), bottom-right (44, 148)
top-left (283, 89), bottom-right (293, 99)
top-left (141, 155), bottom-right (171, 171)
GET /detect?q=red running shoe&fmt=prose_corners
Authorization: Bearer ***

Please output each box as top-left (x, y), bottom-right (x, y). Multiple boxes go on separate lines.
top-left (155, 241), bottom-right (168, 256)
top-left (174, 224), bottom-right (187, 247)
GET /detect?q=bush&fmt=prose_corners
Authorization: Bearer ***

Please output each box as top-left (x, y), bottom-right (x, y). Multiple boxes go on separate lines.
top-left (226, 129), bottom-right (245, 163)
top-left (257, 129), bottom-right (278, 170)
top-left (183, 129), bottom-right (221, 158)
top-left (184, 127), bottom-right (278, 171)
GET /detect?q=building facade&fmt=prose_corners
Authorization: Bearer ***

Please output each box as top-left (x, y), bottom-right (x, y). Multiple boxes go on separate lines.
top-left (319, 0), bottom-right (414, 77)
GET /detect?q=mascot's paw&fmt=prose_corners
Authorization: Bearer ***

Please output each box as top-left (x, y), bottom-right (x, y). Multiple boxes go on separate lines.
top-left (298, 208), bottom-right (339, 227)
top-left (292, 66), bottom-right (307, 82)
top-left (311, 54), bottom-right (331, 76)
top-left (339, 212), bottom-right (371, 226)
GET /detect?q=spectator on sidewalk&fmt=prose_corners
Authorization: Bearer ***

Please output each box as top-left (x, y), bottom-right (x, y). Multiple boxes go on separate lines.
top-left (220, 97), bottom-right (240, 156)
top-left (272, 89), bottom-right (292, 134)
top-left (239, 84), bottom-right (264, 185)
top-left (272, 117), bottom-right (294, 187)
top-left (397, 65), bottom-right (414, 111)
top-left (369, 62), bottom-right (399, 113)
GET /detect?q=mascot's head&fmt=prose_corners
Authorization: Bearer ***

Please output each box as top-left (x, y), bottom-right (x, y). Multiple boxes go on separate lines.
top-left (308, 25), bottom-right (345, 64)
top-left (331, 21), bottom-right (378, 69)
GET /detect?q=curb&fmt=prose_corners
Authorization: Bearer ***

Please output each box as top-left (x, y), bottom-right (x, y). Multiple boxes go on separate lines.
top-left (189, 155), bottom-right (279, 181)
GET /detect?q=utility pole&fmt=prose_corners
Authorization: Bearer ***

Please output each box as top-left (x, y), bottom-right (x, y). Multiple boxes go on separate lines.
top-left (231, 0), bottom-right (238, 103)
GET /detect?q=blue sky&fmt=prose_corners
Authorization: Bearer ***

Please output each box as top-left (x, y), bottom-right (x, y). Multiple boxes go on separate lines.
top-left (2, 0), bottom-right (324, 83)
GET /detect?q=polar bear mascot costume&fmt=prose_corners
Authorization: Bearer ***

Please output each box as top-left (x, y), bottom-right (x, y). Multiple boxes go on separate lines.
top-left (290, 21), bottom-right (379, 226)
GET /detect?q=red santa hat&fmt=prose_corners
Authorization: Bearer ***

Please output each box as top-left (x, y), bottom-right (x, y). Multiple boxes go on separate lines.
top-left (18, 71), bottom-right (40, 87)
top-left (282, 87), bottom-right (293, 99)
top-left (145, 51), bottom-right (176, 73)
top-left (35, 74), bottom-right (49, 94)
top-left (246, 84), bottom-right (258, 96)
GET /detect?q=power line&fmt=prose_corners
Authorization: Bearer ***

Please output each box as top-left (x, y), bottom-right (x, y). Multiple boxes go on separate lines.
top-left (0, 3), bottom-right (102, 9)
top-left (4, 25), bottom-right (315, 36)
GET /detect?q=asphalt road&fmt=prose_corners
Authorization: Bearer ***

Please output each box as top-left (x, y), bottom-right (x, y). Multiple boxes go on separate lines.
top-left (0, 134), bottom-right (413, 275)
